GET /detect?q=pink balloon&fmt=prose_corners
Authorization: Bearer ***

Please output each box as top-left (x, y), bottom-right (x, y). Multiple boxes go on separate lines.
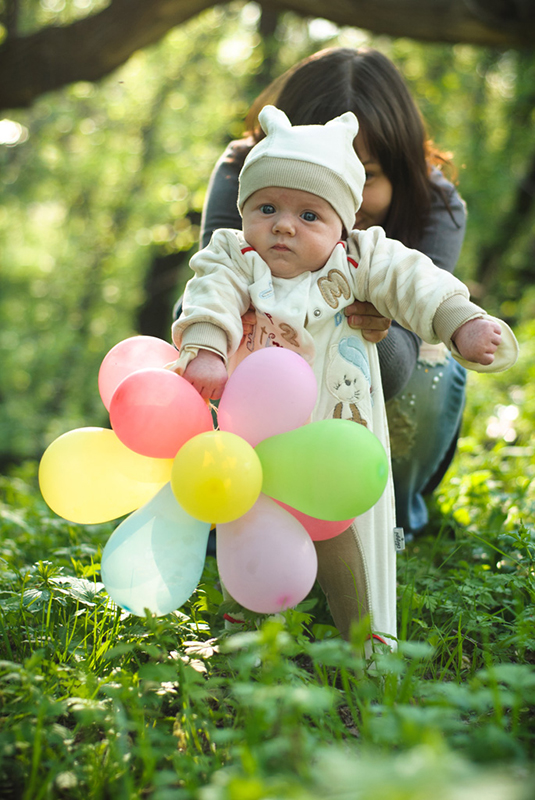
top-left (218, 348), bottom-right (317, 447)
top-left (274, 500), bottom-right (355, 541)
top-left (99, 336), bottom-right (178, 410)
top-left (109, 368), bottom-right (213, 458)
top-left (217, 494), bottom-right (318, 614)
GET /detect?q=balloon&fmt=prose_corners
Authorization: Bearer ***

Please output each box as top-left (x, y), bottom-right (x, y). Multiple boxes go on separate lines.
top-left (217, 494), bottom-right (318, 614)
top-left (99, 336), bottom-right (178, 410)
top-left (274, 500), bottom-right (355, 541)
top-left (171, 431), bottom-right (263, 523)
top-left (109, 368), bottom-right (213, 458)
top-left (101, 483), bottom-right (210, 616)
top-left (218, 348), bottom-right (317, 447)
top-left (39, 427), bottom-right (173, 524)
top-left (255, 419), bottom-right (388, 521)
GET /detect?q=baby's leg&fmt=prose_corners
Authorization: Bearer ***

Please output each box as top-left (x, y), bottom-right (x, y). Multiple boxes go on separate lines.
top-left (314, 527), bottom-right (370, 640)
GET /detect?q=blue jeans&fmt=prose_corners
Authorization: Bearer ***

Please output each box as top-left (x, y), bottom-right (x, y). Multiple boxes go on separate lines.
top-left (385, 345), bottom-right (467, 535)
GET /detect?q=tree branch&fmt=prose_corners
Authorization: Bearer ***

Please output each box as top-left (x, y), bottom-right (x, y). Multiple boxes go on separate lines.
top-left (0, 0), bottom-right (215, 110)
top-left (263, 0), bottom-right (535, 47)
top-left (1, 0), bottom-right (535, 112)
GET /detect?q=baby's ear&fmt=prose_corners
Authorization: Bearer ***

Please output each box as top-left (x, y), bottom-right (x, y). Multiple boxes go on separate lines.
top-left (326, 111), bottom-right (360, 139)
top-left (258, 105), bottom-right (292, 135)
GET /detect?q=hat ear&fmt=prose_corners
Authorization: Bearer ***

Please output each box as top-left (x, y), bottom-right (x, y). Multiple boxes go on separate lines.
top-left (258, 105), bottom-right (292, 135)
top-left (326, 111), bottom-right (360, 138)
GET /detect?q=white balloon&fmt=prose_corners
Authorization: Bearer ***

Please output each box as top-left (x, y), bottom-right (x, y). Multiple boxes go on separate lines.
top-left (101, 483), bottom-right (210, 616)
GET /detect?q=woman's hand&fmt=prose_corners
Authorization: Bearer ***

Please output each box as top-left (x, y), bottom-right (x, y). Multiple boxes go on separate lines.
top-left (241, 306), bottom-right (257, 344)
top-left (344, 300), bottom-right (391, 343)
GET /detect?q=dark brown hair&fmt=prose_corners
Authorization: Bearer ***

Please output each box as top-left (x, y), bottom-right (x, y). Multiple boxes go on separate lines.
top-left (244, 48), bottom-right (453, 248)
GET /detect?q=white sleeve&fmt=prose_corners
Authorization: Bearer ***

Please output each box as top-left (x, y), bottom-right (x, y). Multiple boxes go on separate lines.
top-left (172, 230), bottom-right (252, 359)
top-left (348, 227), bottom-right (470, 344)
top-left (348, 228), bottom-right (518, 372)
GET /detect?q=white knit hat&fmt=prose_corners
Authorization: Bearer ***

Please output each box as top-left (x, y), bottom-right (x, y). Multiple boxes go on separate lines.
top-left (238, 105), bottom-right (366, 233)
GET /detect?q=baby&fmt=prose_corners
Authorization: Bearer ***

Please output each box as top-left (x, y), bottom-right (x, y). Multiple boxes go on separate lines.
top-left (171, 105), bottom-right (518, 646)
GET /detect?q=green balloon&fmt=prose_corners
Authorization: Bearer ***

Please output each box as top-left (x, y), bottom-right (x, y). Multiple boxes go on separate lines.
top-left (255, 419), bottom-right (389, 521)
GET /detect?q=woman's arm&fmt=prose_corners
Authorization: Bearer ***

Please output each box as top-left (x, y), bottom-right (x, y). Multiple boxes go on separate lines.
top-left (200, 139), bottom-right (251, 248)
top-left (418, 169), bottom-right (467, 274)
top-left (376, 323), bottom-right (419, 401)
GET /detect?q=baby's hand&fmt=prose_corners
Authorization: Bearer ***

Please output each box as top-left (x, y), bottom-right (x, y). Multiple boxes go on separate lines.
top-left (182, 349), bottom-right (228, 400)
top-left (452, 318), bottom-right (502, 365)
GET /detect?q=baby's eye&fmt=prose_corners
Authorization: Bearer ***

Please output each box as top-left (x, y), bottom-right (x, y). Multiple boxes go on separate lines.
top-left (260, 204), bottom-right (276, 215)
top-left (301, 211), bottom-right (318, 222)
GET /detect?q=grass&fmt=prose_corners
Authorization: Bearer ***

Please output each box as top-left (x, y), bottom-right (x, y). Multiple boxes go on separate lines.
top-left (2, 327), bottom-right (535, 798)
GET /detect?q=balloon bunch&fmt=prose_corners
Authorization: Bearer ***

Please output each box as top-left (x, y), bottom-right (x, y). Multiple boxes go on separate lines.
top-left (39, 336), bottom-right (389, 617)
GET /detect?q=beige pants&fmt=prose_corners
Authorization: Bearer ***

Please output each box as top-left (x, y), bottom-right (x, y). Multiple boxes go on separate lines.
top-left (314, 526), bottom-right (370, 640)
top-left (315, 510), bottom-right (398, 649)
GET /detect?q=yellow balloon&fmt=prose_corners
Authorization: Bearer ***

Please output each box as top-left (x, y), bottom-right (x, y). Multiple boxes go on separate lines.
top-left (39, 427), bottom-right (173, 524)
top-left (171, 431), bottom-right (262, 524)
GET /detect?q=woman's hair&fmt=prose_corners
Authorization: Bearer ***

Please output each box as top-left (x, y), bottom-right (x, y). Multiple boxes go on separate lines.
top-left (244, 48), bottom-right (453, 248)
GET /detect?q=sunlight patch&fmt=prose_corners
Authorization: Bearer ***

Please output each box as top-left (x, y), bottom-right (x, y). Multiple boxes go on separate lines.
top-left (0, 119), bottom-right (29, 146)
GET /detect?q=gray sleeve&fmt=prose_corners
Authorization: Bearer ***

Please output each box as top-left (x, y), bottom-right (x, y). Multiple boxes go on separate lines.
top-left (377, 323), bottom-right (420, 401)
top-left (199, 140), bottom-right (250, 249)
top-left (377, 170), bottom-right (467, 399)
top-left (417, 169), bottom-right (467, 274)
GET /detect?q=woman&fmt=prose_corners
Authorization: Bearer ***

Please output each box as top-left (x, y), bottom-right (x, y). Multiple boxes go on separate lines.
top-left (181, 47), bottom-right (467, 641)
top-left (199, 47), bottom-right (467, 540)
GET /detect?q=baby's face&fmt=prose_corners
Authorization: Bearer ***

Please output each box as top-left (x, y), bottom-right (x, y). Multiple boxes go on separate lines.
top-left (242, 188), bottom-right (343, 279)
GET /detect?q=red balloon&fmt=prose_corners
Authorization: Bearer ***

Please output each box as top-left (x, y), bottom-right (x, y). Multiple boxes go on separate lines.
top-left (99, 336), bottom-right (178, 410)
top-left (109, 368), bottom-right (213, 458)
top-left (274, 499), bottom-right (354, 541)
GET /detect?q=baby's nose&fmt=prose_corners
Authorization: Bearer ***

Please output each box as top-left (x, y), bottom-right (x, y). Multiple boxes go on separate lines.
top-left (273, 213), bottom-right (295, 234)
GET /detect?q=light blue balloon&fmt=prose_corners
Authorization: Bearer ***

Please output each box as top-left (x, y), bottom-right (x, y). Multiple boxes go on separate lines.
top-left (101, 482), bottom-right (210, 616)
